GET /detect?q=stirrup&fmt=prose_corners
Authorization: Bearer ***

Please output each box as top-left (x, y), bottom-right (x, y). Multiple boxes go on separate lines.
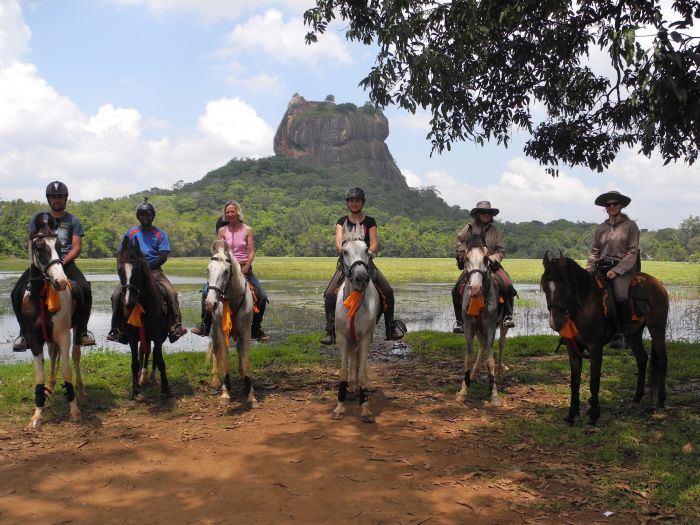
top-left (13, 335), bottom-right (27, 352)
top-left (106, 328), bottom-right (121, 342)
top-left (190, 323), bottom-right (208, 337)
top-left (502, 315), bottom-right (515, 328)
top-left (319, 331), bottom-right (335, 345)
top-left (452, 321), bottom-right (464, 334)
top-left (80, 331), bottom-right (96, 346)
top-left (610, 332), bottom-right (626, 349)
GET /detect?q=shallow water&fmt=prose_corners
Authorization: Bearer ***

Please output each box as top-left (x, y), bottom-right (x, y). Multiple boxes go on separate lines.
top-left (1, 271), bottom-right (697, 365)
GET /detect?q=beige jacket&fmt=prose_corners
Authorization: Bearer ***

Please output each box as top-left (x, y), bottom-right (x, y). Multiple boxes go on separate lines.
top-left (454, 219), bottom-right (505, 263)
top-left (586, 214), bottom-right (640, 275)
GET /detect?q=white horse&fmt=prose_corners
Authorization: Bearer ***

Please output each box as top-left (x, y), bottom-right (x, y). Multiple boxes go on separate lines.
top-left (455, 239), bottom-right (509, 407)
top-left (332, 226), bottom-right (381, 423)
top-left (205, 239), bottom-right (258, 408)
top-left (22, 213), bottom-right (83, 429)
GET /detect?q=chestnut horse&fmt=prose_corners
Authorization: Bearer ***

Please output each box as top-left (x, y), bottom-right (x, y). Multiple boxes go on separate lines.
top-left (541, 253), bottom-right (669, 426)
top-left (21, 213), bottom-right (84, 429)
top-left (116, 236), bottom-right (171, 400)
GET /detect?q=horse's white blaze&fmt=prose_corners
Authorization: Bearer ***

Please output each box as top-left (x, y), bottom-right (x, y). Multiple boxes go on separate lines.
top-left (123, 263), bottom-right (133, 306)
top-left (546, 280), bottom-right (558, 330)
top-left (43, 237), bottom-right (70, 290)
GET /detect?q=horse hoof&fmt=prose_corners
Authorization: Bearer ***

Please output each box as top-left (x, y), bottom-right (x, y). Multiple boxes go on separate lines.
top-left (455, 393), bottom-right (466, 403)
top-left (331, 411), bottom-right (344, 420)
top-left (248, 400), bottom-right (259, 410)
top-left (70, 413), bottom-right (81, 423)
top-left (361, 414), bottom-right (375, 424)
top-left (489, 397), bottom-right (503, 407)
top-left (161, 391), bottom-right (174, 400)
top-left (28, 418), bottom-right (42, 430)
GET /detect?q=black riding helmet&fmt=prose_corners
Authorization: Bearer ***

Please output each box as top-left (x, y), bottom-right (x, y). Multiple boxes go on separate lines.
top-left (136, 197), bottom-right (156, 218)
top-left (46, 181), bottom-right (69, 199)
top-left (345, 186), bottom-right (366, 201)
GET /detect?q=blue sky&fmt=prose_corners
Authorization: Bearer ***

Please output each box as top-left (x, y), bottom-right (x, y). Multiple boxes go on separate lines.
top-left (1, 0), bottom-right (698, 229)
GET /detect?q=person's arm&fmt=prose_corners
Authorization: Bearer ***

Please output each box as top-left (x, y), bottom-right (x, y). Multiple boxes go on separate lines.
top-left (368, 225), bottom-right (378, 255)
top-left (151, 252), bottom-right (169, 269)
top-left (241, 225), bottom-right (255, 274)
top-left (489, 227), bottom-right (505, 263)
top-left (61, 235), bottom-right (82, 264)
top-left (613, 221), bottom-right (640, 276)
top-left (454, 224), bottom-right (469, 259)
top-left (335, 223), bottom-right (344, 253)
top-left (586, 225), bottom-right (603, 272)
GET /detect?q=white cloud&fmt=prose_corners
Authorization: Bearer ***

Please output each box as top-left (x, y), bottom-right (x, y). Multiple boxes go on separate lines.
top-left (111, 0), bottom-right (314, 21)
top-left (0, 0), bottom-right (30, 66)
top-left (393, 110), bottom-right (432, 132)
top-left (219, 9), bottom-right (352, 67)
top-left (401, 168), bottom-right (423, 188)
top-left (226, 71), bottom-right (285, 95)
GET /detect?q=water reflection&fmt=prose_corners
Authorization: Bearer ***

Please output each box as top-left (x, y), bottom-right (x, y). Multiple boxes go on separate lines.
top-left (1, 271), bottom-right (697, 365)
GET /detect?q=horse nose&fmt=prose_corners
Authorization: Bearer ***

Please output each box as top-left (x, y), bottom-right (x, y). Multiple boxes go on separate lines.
top-left (53, 278), bottom-right (68, 291)
top-left (204, 290), bottom-right (217, 312)
top-left (468, 283), bottom-right (481, 296)
top-left (354, 271), bottom-right (370, 291)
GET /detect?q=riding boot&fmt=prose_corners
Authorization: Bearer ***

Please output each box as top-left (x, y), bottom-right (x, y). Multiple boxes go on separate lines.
top-left (12, 333), bottom-right (27, 352)
top-left (451, 275), bottom-right (465, 333)
top-left (252, 311), bottom-right (269, 342)
top-left (320, 314), bottom-right (335, 345)
top-left (502, 297), bottom-right (515, 329)
top-left (191, 300), bottom-right (211, 337)
top-left (610, 299), bottom-right (632, 349)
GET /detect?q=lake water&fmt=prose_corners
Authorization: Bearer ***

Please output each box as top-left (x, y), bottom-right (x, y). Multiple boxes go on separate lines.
top-left (1, 271), bottom-right (697, 365)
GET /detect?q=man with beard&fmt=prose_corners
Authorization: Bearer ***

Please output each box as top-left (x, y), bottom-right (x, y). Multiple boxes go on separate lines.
top-left (11, 181), bottom-right (95, 351)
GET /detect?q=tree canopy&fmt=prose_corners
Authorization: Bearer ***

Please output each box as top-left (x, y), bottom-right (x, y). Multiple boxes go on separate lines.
top-left (304, 1), bottom-right (700, 172)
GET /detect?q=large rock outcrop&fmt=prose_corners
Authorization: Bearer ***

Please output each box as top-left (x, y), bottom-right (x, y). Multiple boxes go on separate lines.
top-left (273, 94), bottom-right (407, 188)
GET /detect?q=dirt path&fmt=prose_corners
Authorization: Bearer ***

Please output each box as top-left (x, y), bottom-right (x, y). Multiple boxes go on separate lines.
top-left (0, 349), bottom-right (651, 524)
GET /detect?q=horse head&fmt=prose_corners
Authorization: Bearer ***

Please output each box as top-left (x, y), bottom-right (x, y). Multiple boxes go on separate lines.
top-left (341, 226), bottom-right (371, 292)
top-left (205, 239), bottom-right (237, 313)
top-left (29, 213), bottom-right (69, 290)
top-left (540, 250), bottom-right (590, 332)
top-left (117, 236), bottom-right (150, 315)
top-left (463, 241), bottom-right (490, 297)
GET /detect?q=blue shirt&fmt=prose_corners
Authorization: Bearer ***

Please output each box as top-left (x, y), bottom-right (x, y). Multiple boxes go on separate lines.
top-left (126, 225), bottom-right (170, 269)
top-left (29, 211), bottom-right (84, 258)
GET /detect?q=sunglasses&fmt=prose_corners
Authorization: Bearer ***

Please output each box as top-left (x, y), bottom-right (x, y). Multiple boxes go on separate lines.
top-left (604, 201), bottom-right (620, 207)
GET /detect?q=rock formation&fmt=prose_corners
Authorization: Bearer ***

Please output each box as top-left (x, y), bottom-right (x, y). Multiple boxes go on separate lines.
top-left (273, 94), bottom-right (407, 188)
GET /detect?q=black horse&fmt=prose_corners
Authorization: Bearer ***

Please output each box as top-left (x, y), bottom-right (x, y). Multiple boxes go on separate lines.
top-left (116, 236), bottom-right (171, 400)
top-left (540, 252), bottom-right (669, 426)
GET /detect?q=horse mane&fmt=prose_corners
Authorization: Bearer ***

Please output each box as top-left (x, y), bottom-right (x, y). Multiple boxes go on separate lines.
top-left (210, 239), bottom-right (231, 260)
top-left (342, 226), bottom-right (365, 245)
top-left (542, 255), bottom-right (596, 310)
top-left (117, 236), bottom-right (157, 290)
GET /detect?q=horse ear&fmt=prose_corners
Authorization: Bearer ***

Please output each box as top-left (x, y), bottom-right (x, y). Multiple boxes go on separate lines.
top-left (542, 250), bottom-right (550, 267)
top-left (557, 250), bottom-right (566, 266)
top-left (119, 235), bottom-right (129, 252)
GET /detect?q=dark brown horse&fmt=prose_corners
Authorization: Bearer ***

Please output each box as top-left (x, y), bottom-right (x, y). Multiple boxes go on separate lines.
top-left (116, 236), bottom-right (171, 400)
top-left (540, 253), bottom-right (669, 425)
top-left (22, 213), bottom-right (84, 428)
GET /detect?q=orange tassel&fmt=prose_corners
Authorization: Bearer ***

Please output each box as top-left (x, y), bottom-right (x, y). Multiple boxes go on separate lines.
top-left (222, 302), bottom-right (233, 347)
top-left (44, 283), bottom-right (61, 313)
top-left (127, 304), bottom-right (145, 327)
top-left (343, 290), bottom-right (363, 319)
top-left (466, 294), bottom-right (485, 316)
top-left (559, 318), bottom-right (579, 338)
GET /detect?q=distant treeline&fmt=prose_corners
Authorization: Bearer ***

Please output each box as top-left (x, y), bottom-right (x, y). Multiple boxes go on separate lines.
top-left (1, 156), bottom-right (698, 262)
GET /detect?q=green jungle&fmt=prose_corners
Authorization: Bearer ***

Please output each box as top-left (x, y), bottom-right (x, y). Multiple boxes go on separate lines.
top-left (0, 155), bottom-right (698, 262)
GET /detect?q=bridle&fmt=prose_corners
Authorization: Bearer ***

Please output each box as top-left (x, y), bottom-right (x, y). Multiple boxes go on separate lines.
top-left (341, 239), bottom-right (370, 284)
top-left (30, 233), bottom-right (63, 278)
top-left (207, 254), bottom-right (248, 313)
top-left (542, 274), bottom-right (574, 318)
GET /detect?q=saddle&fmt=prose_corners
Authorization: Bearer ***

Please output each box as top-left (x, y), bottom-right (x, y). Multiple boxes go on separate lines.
top-left (593, 272), bottom-right (648, 322)
top-left (458, 274), bottom-right (506, 305)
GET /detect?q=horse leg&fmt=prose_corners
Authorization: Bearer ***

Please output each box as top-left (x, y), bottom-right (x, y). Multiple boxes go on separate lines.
top-left (48, 342), bottom-right (59, 394)
top-left (647, 324), bottom-right (668, 408)
top-left (222, 373), bottom-right (232, 401)
top-left (72, 344), bottom-right (86, 401)
top-left (628, 328), bottom-right (648, 403)
top-left (358, 338), bottom-right (374, 423)
top-left (237, 334), bottom-right (257, 409)
top-left (29, 352), bottom-right (47, 430)
top-left (471, 331), bottom-right (488, 384)
top-left (347, 346), bottom-right (358, 400)
top-left (565, 345), bottom-right (583, 426)
top-left (129, 342), bottom-right (140, 401)
top-left (333, 339), bottom-right (349, 420)
top-left (587, 350), bottom-right (603, 426)
top-left (485, 335), bottom-right (502, 407)
top-left (153, 343), bottom-right (171, 398)
top-left (139, 344), bottom-right (150, 386)
top-left (456, 335), bottom-right (475, 403)
top-left (496, 326), bottom-right (507, 384)
top-left (56, 332), bottom-right (80, 423)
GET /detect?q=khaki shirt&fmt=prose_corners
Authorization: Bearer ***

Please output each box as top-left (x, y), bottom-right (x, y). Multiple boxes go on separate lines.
top-left (586, 214), bottom-right (640, 275)
top-left (454, 219), bottom-right (505, 263)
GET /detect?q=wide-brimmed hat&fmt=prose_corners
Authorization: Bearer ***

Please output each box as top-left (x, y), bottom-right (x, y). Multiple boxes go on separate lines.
top-left (469, 200), bottom-right (500, 217)
top-left (594, 190), bottom-right (631, 208)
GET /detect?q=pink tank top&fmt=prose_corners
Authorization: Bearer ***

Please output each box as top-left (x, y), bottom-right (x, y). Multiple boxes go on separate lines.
top-left (223, 224), bottom-right (248, 264)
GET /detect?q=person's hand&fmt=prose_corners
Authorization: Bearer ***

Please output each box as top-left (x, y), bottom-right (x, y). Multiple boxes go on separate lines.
top-left (606, 270), bottom-right (617, 279)
top-left (241, 263), bottom-right (251, 274)
top-left (458, 249), bottom-right (466, 260)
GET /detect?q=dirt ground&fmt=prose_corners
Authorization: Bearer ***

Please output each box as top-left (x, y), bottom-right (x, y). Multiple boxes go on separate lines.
top-left (0, 343), bottom-right (669, 525)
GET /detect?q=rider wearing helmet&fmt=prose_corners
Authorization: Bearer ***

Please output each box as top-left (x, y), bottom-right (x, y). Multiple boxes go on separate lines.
top-left (10, 181), bottom-right (95, 350)
top-left (107, 198), bottom-right (188, 343)
top-left (451, 200), bottom-right (516, 333)
top-left (320, 187), bottom-right (406, 344)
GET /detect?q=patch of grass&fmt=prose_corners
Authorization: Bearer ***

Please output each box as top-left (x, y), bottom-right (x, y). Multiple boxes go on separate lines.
top-left (1, 257), bottom-right (697, 284)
